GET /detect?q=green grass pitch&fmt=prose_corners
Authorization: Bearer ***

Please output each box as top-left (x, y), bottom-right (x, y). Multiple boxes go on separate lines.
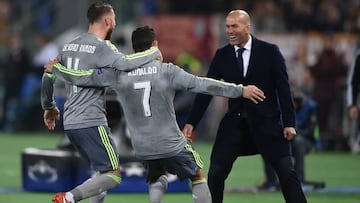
top-left (0, 132), bottom-right (359, 203)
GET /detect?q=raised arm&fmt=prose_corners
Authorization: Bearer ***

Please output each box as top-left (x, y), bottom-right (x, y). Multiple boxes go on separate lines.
top-left (101, 41), bottom-right (161, 71)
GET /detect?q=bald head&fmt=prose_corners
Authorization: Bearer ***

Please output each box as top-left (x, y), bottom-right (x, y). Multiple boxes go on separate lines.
top-left (227, 10), bottom-right (251, 26)
top-left (226, 10), bottom-right (251, 47)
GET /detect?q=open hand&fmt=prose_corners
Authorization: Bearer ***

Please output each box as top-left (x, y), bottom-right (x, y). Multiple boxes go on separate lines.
top-left (182, 124), bottom-right (194, 142)
top-left (43, 107), bottom-right (60, 130)
top-left (242, 85), bottom-right (265, 104)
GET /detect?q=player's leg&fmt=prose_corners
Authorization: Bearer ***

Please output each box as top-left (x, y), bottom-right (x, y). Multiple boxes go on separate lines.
top-left (89, 172), bottom-right (107, 203)
top-left (54, 125), bottom-right (121, 203)
top-left (89, 191), bottom-right (107, 203)
top-left (146, 160), bottom-right (168, 203)
top-left (186, 144), bottom-right (211, 203)
top-left (191, 169), bottom-right (211, 203)
top-left (165, 143), bottom-right (211, 203)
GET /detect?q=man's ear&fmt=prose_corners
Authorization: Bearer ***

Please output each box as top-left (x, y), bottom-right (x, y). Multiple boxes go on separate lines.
top-left (104, 17), bottom-right (111, 26)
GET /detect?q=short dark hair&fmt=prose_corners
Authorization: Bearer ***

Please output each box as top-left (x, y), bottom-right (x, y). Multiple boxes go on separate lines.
top-left (87, 2), bottom-right (113, 24)
top-left (131, 26), bottom-right (156, 52)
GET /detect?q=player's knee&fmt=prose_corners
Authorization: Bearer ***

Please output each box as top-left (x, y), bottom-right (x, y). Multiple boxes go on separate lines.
top-left (191, 169), bottom-right (205, 182)
top-left (149, 175), bottom-right (168, 191)
top-left (100, 168), bottom-right (122, 186)
top-left (111, 168), bottom-right (121, 176)
top-left (101, 168), bottom-right (121, 176)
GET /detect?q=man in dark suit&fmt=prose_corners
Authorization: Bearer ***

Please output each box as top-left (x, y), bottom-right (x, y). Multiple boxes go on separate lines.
top-left (183, 10), bottom-right (307, 203)
top-left (347, 49), bottom-right (360, 153)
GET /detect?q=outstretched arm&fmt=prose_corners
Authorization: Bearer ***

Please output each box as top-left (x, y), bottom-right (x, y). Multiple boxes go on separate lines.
top-left (44, 59), bottom-right (115, 87)
top-left (242, 85), bottom-right (266, 104)
top-left (101, 41), bottom-right (161, 71)
top-left (170, 64), bottom-right (265, 102)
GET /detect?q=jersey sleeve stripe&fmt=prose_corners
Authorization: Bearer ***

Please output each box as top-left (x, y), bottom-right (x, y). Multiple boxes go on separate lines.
top-left (54, 63), bottom-right (94, 76)
top-left (123, 47), bottom-right (159, 60)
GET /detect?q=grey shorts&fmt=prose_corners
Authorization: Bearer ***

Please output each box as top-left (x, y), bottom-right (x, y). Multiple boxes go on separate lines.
top-left (144, 143), bottom-right (204, 183)
top-left (65, 125), bottom-right (119, 172)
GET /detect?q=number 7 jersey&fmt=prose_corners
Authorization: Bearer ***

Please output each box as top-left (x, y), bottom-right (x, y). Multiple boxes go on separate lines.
top-left (51, 60), bottom-right (244, 160)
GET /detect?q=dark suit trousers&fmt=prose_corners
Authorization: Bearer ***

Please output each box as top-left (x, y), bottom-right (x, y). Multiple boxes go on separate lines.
top-left (207, 114), bottom-right (307, 203)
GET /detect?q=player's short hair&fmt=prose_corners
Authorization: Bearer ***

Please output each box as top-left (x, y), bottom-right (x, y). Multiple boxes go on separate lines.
top-left (131, 26), bottom-right (156, 52)
top-left (87, 2), bottom-right (113, 24)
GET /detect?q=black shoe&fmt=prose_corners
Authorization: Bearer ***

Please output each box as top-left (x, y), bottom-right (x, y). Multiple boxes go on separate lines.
top-left (257, 181), bottom-right (280, 191)
top-left (303, 180), bottom-right (326, 189)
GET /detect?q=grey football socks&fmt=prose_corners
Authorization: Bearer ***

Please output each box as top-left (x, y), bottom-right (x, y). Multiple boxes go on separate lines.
top-left (89, 191), bottom-right (106, 203)
top-left (192, 179), bottom-right (212, 203)
top-left (70, 172), bottom-right (121, 202)
top-left (149, 175), bottom-right (168, 203)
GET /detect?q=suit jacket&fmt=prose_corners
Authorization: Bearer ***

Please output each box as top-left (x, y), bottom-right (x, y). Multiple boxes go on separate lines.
top-left (187, 36), bottom-right (295, 161)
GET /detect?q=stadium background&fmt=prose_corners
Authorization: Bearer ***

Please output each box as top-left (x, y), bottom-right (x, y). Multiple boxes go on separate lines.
top-left (0, 0), bottom-right (359, 202)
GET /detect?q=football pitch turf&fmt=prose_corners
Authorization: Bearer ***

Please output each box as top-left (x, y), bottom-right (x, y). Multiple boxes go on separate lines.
top-left (0, 132), bottom-right (360, 203)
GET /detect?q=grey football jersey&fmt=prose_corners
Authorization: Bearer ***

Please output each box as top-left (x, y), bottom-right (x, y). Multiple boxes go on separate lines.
top-left (52, 60), bottom-right (243, 160)
top-left (41, 33), bottom-right (160, 130)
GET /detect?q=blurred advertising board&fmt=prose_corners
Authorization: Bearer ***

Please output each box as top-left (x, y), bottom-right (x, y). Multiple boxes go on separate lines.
top-left (140, 15), bottom-right (220, 62)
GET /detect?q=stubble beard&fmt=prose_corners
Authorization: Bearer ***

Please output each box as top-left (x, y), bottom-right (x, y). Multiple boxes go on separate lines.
top-left (105, 28), bottom-right (113, 40)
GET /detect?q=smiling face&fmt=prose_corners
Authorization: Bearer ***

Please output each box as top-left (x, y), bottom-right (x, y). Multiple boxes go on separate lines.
top-left (226, 10), bottom-right (251, 47)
